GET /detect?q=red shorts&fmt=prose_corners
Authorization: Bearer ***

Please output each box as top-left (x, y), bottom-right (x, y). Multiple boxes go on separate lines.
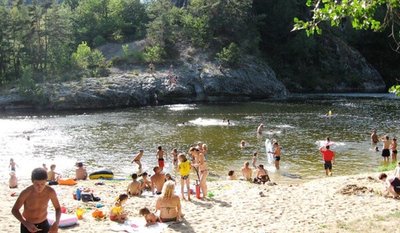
top-left (158, 158), bottom-right (164, 169)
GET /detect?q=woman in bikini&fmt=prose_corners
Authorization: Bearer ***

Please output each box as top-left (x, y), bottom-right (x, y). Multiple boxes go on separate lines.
top-left (155, 181), bottom-right (182, 222)
top-left (190, 147), bottom-right (208, 199)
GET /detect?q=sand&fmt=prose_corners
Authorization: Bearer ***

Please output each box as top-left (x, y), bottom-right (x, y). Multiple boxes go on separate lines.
top-left (2, 172), bottom-right (400, 233)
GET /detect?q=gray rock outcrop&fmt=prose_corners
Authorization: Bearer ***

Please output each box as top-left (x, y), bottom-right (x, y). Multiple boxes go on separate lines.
top-left (0, 57), bottom-right (288, 111)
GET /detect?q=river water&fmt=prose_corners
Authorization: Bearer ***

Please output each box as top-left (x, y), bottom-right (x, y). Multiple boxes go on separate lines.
top-left (1, 94), bottom-right (399, 183)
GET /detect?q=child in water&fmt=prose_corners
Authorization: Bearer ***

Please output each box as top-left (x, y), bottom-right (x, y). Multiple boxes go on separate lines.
top-left (9, 158), bottom-right (17, 172)
top-left (252, 152), bottom-right (258, 169)
top-left (110, 194), bottom-right (128, 223)
top-left (171, 148), bottom-right (178, 168)
top-left (157, 146), bottom-right (165, 170)
top-left (139, 207), bottom-right (159, 226)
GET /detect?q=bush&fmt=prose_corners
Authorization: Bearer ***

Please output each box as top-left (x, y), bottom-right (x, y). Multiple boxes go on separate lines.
top-left (17, 67), bottom-right (47, 104)
top-left (216, 42), bottom-right (241, 67)
top-left (72, 42), bottom-right (108, 77)
top-left (144, 45), bottom-right (165, 63)
top-left (93, 35), bottom-right (107, 47)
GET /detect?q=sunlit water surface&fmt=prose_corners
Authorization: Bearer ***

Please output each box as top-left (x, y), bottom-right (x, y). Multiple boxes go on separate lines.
top-left (1, 94), bottom-right (399, 183)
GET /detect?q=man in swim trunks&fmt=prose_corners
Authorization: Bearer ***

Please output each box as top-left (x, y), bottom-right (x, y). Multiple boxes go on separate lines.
top-left (273, 142), bottom-right (282, 170)
top-left (379, 173), bottom-right (400, 198)
top-left (391, 138), bottom-right (397, 162)
top-left (151, 166), bottom-right (166, 195)
top-left (381, 135), bottom-right (391, 164)
top-left (12, 168), bottom-right (61, 233)
top-left (320, 145), bottom-right (335, 176)
top-left (132, 149), bottom-right (144, 170)
top-left (371, 129), bottom-right (379, 151)
top-left (156, 146), bottom-right (165, 170)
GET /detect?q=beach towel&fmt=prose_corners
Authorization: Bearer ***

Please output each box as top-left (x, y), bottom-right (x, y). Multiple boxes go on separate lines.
top-left (110, 218), bottom-right (169, 233)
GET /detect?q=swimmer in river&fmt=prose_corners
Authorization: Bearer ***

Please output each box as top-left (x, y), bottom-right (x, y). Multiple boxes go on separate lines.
top-left (371, 129), bottom-right (379, 152)
top-left (240, 140), bottom-right (246, 149)
top-left (257, 124), bottom-right (264, 134)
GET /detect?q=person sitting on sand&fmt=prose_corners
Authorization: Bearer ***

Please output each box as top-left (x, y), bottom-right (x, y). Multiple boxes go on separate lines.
top-left (75, 162), bottom-right (87, 180)
top-left (12, 168), bottom-right (61, 233)
top-left (241, 162), bottom-right (253, 181)
top-left (155, 181), bottom-right (182, 222)
top-left (139, 207), bottom-right (159, 226)
top-left (47, 164), bottom-right (60, 185)
top-left (379, 173), bottom-right (400, 199)
top-left (394, 162), bottom-right (400, 179)
top-left (127, 173), bottom-right (143, 196)
top-left (110, 194), bottom-right (129, 223)
top-left (257, 123), bottom-right (264, 134)
top-left (9, 171), bottom-right (18, 189)
top-left (151, 166), bottom-right (166, 195)
top-left (132, 149), bottom-right (144, 170)
top-left (253, 164), bottom-right (270, 184)
top-left (227, 170), bottom-right (237, 180)
top-left (319, 145), bottom-right (335, 176)
top-left (139, 172), bottom-right (152, 191)
top-left (165, 173), bottom-right (175, 182)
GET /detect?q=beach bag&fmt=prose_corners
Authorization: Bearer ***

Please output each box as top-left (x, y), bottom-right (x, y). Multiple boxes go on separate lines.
top-left (81, 193), bottom-right (94, 202)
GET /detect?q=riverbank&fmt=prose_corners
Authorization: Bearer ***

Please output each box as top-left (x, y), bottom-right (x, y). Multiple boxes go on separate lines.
top-left (2, 171), bottom-right (399, 232)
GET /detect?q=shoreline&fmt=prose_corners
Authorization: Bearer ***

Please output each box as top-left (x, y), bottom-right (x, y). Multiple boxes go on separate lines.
top-left (2, 171), bottom-right (399, 232)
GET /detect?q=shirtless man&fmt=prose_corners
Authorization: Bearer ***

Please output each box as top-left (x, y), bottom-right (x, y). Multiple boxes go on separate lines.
top-left (190, 147), bottom-right (208, 199)
top-left (273, 142), bottom-right (282, 170)
top-left (132, 149), bottom-right (144, 170)
top-left (257, 123), bottom-right (264, 134)
top-left (75, 162), bottom-right (87, 180)
top-left (12, 168), bottom-right (61, 233)
top-left (391, 138), bottom-right (397, 162)
top-left (156, 146), bottom-right (165, 170)
top-left (241, 161), bottom-right (253, 181)
top-left (381, 135), bottom-right (391, 164)
top-left (151, 166), bottom-right (166, 195)
top-left (127, 173), bottom-right (142, 196)
top-left (371, 129), bottom-right (379, 151)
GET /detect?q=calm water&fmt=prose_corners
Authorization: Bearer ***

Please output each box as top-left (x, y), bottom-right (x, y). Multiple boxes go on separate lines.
top-left (1, 94), bottom-right (399, 183)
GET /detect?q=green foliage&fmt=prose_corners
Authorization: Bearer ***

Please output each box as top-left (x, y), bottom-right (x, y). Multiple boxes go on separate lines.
top-left (17, 67), bottom-right (47, 104)
top-left (144, 45), bottom-right (165, 63)
top-left (377, 162), bottom-right (397, 172)
top-left (389, 85), bottom-right (400, 96)
top-left (216, 43), bottom-right (241, 67)
top-left (93, 35), bottom-right (107, 47)
top-left (72, 41), bottom-right (108, 76)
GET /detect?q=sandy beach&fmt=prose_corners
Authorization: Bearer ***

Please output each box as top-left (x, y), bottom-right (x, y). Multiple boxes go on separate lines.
top-left (2, 172), bottom-right (400, 233)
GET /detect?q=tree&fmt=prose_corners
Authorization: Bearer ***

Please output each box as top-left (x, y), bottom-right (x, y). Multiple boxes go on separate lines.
top-left (293, 0), bottom-right (400, 96)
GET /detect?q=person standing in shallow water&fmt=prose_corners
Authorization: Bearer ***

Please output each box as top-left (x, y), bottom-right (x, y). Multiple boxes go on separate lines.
top-left (272, 142), bottom-right (282, 170)
top-left (391, 138), bottom-right (397, 162)
top-left (371, 129), bottom-right (379, 152)
top-left (319, 145), bottom-right (335, 176)
top-left (381, 135), bottom-right (391, 164)
top-left (156, 146), bottom-right (165, 170)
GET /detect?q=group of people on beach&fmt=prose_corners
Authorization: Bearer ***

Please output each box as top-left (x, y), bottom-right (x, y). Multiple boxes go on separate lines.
top-left (371, 129), bottom-right (397, 163)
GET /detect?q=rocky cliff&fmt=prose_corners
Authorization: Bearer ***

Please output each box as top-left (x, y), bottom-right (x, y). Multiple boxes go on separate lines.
top-left (0, 56), bottom-right (288, 111)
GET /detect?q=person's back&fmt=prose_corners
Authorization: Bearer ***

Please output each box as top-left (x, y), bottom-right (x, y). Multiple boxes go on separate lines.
top-left (75, 162), bottom-right (87, 180)
top-left (151, 167), bottom-right (165, 194)
top-left (241, 162), bottom-right (252, 181)
top-left (155, 181), bottom-right (181, 222)
top-left (320, 147), bottom-right (334, 161)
